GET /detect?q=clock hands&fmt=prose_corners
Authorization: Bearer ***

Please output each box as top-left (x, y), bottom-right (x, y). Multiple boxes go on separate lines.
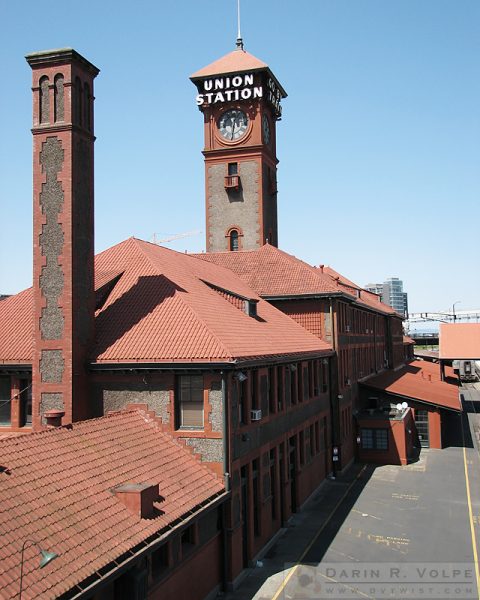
top-left (218, 110), bottom-right (248, 141)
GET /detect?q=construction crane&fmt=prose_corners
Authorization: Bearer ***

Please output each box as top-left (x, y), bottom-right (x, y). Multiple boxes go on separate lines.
top-left (151, 230), bottom-right (202, 245)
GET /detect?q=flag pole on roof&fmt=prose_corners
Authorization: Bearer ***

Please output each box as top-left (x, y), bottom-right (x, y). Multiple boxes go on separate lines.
top-left (236, 0), bottom-right (244, 49)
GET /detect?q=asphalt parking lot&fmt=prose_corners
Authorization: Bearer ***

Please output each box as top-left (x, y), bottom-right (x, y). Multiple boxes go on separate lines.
top-left (223, 403), bottom-right (480, 600)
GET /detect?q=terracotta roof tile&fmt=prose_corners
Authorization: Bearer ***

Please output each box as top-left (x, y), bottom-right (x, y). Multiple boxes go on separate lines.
top-left (439, 323), bottom-right (480, 359)
top-left (322, 266), bottom-right (397, 316)
top-left (0, 409), bottom-right (224, 599)
top-left (361, 360), bottom-right (460, 411)
top-left (190, 48), bottom-right (268, 79)
top-left (0, 289), bottom-right (33, 364)
top-left (0, 238), bottom-right (331, 365)
top-left (195, 246), bottom-right (397, 316)
top-left (194, 245), bottom-right (341, 297)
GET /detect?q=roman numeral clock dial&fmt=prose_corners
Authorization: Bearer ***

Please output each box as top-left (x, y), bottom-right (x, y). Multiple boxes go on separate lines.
top-left (218, 109), bottom-right (248, 141)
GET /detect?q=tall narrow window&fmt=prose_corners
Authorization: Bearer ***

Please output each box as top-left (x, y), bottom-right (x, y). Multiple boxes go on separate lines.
top-left (270, 449), bottom-right (276, 520)
top-left (39, 76), bottom-right (50, 124)
top-left (176, 375), bottom-right (204, 428)
top-left (20, 379), bottom-right (32, 426)
top-left (228, 162), bottom-right (238, 176)
top-left (75, 77), bottom-right (83, 127)
top-left (252, 459), bottom-right (260, 536)
top-left (54, 74), bottom-right (64, 122)
top-left (230, 229), bottom-right (239, 251)
top-left (251, 370), bottom-right (259, 410)
top-left (268, 367), bottom-right (276, 414)
top-left (0, 377), bottom-right (11, 426)
top-left (84, 82), bottom-right (90, 130)
top-left (239, 376), bottom-right (248, 424)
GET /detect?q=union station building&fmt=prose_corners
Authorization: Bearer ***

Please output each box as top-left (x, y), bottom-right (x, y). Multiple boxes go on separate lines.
top-left (0, 43), bottom-right (460, 600)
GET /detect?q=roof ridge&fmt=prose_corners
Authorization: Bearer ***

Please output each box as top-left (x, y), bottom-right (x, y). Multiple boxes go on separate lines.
top-left (259, 245), bottom-right (342, 291)
top-left (131, 239), bottom-right (236, 361)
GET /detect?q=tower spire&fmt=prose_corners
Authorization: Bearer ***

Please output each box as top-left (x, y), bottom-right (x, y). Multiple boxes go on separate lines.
top-left (236, 0), bottom-right (244, 49)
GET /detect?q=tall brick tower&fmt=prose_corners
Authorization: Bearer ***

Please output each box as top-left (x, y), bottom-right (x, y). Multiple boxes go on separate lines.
top-left (191, 42), bottom-right (286, 252)
top-left (26, 49), bottom-right (99, 429)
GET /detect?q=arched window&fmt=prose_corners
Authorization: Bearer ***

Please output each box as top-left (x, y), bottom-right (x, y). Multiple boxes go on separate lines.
top-left (230, 229), bottom-right (239, 252)
top-left (39, 76), bottom-right (50, 124)
top-left (54, 74), bottom-right (64, 122)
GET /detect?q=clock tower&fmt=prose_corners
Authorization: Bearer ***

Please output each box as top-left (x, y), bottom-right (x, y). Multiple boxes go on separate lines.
top-left (191, 42), bottom-right (286, 252)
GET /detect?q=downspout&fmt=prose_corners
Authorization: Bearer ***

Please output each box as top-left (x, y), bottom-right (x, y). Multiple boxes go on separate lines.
top-left (221, 371), bottom-right (230, 592)
top-left (329, 298), bottom-right (338, 476)
top-left (329, 298), bottom-right (336, 351)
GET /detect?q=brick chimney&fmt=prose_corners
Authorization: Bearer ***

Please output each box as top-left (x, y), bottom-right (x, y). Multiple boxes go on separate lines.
top-left (26, 49), bottom-right (99, 429)
top-left (114, 483), bottom-right (159, 519)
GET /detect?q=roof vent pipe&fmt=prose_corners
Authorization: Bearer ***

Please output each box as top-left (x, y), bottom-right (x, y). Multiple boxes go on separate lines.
top-left (44, 409), bottom-right (65, 428)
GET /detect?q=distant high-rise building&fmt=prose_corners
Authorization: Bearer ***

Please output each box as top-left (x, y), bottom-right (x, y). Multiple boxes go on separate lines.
top-left (365, 278), bottom-right (408, 317)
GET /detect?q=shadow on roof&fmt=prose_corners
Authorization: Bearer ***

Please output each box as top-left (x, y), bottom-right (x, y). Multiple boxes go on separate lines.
top-left (93, 275), bottom-right (186, 358)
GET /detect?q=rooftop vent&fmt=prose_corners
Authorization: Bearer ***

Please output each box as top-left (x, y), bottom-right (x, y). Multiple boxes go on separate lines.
top-left (244, 299), bottom-right (258, 318)
top-left (113, 483), bottom-right (159, 519)
top-left (44, 409), bottom-right (65, 428)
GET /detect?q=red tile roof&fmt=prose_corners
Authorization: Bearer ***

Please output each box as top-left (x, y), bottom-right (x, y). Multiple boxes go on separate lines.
top-left (195, 245), bottom-right (344, 297)
top-left (0, 238), bottom-right (331, 365)
top-left (361, 360), bottom-right (460, 411)
top-left (195, 245), bottom-right (396, 316)
top-left (322, 266), bottom-right (398, 316)
top-left (190, 48), bottom-right (268, 79)
top-left (439, 323), bottom-right (480, 359)
top-left (0, 408), bottom-right (224, 600)
top-left (0, 288), bottom-right (33, 364)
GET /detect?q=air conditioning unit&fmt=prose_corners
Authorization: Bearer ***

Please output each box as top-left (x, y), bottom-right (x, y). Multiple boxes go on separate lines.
top-left (251, 409), bottom-right (262, 421)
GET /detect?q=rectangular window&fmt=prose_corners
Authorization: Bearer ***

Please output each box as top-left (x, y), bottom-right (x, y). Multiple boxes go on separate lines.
top-left (361, 428), bottom-right (388, 450)
top-left (180, 524), bottom-right (197, 557)
top-left (252, 459), bottom-right (260, 536)
top-left (302, 365), bottom-right (309, 401)
top-left (151, 543), bottom-right (170, 579)
top-left (299, 430), bottom-right (305, 465)
top-left (361, 428), bottom-right (374, 449)
top-left (308, 361), bottom-right (314, 398)
top-left (228, 162), bottom-right (238, 176)
top-left (375, 429), bottom-right (388, 450)
top-left (290, 367), bottom-right (297, 404)
top-left (298, 365), bottom-right (304, 402)
top-left (0, 377), bottom-right (11, 426)
top-left (20, 379), bottom-right (32, 426)
top-left (252, 370), bottom-right (259, 410)
top-left (177, 375), bottom-right (204, 429)
top-left (268, 367), bottom-right (276, 414)
top-left (310, 424), bottom-right (316, 456)
top-left (270, 449), bottom-right (276, 520)
top-left (321, 360), bottom-right (328, 393)
top-left (313, 360), bottom-right (320, 395)
top-left (277, 366), bottom-right (284, 411)
top-left (239, 377), bottom-right (248, 424)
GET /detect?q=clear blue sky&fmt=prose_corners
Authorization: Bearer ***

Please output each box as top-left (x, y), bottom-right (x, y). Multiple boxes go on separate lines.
top-left (1, 0), bottom-right (479, 314)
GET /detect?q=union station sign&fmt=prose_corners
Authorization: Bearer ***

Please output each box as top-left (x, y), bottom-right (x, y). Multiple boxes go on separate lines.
top-left (195, 73), bottom-right (283, 117)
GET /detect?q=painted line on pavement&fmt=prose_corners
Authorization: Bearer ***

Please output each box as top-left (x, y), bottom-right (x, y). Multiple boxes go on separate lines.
top-left (271, 465), bottom-right (370, 600)
top-left (462, 441), bottom-right (480, 599)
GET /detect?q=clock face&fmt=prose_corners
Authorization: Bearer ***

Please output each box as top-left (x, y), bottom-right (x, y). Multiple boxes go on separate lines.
top-left (262, 114), bottom-right (271, 145)
top-left (218, 109), bottom-right (248, 141)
